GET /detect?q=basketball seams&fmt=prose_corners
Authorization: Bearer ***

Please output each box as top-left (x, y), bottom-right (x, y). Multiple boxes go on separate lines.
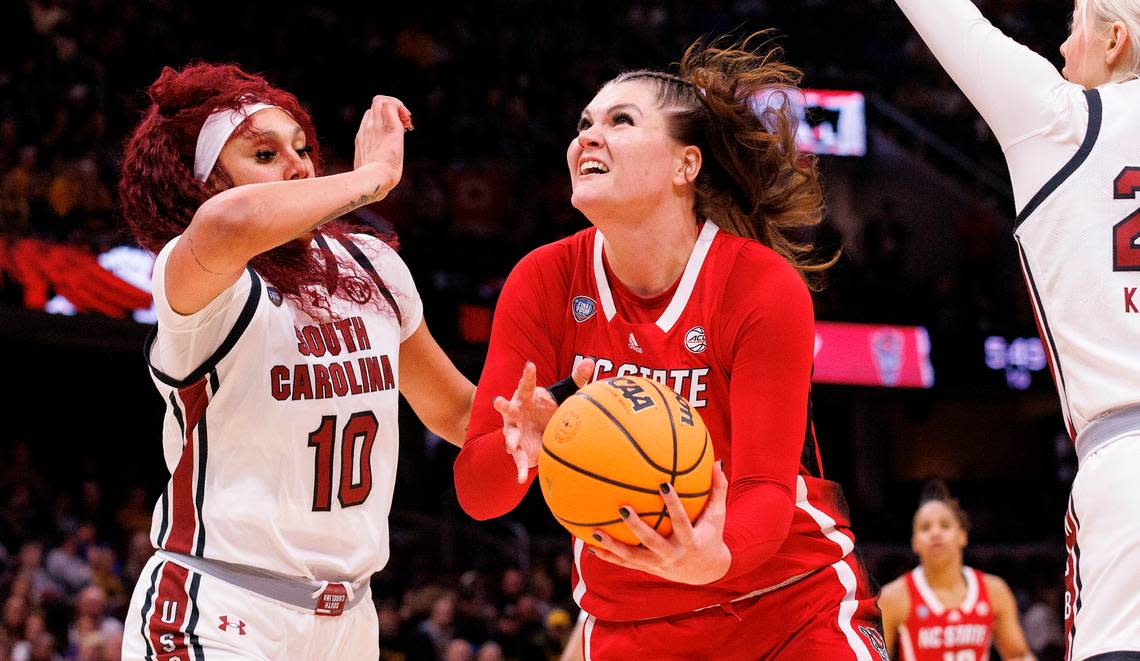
top-left (541, 445), bottom-right (710, 498)
top-left (644, 379), bottom-right (679, 532)
top-left (575, 392), bottom-right (678, 475)
top-left (539, 375), bottom-right (713, 546)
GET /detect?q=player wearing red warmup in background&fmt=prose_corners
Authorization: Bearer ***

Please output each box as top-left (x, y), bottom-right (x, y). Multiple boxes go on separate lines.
top-left (880, 482), bottom-right (1035, 661)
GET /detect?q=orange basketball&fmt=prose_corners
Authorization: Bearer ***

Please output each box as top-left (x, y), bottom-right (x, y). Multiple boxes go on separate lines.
top-left (538, 375), bottom-right (714, 547)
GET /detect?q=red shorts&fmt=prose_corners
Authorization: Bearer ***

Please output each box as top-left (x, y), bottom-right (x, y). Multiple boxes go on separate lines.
top-left (581, 554), bottom-right (886, 661)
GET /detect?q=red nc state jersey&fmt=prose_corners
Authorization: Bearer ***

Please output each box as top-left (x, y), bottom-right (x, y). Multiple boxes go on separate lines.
top-left (898, 567), bottom-right (995, 661)
top-left (547, 222), bottom-right (856, 620)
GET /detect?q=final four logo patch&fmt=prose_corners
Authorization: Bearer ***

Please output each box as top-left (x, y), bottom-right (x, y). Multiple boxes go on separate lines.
top-left (267, 286), bottom-right (283, 307)
top-left (572, 296), bottom-right (597, 322)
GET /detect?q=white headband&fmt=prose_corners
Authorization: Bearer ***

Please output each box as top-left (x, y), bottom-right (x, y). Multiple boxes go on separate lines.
top-left (193, 102), bottom-right (278, 181)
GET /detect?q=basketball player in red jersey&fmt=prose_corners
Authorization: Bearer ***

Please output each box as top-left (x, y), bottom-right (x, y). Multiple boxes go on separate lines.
top-left (116, 63), bottom-right (474, 659)
top-left (880, 483), bottom-right (1035, 661)
top-left (453, 35), bottom-right (885, 660)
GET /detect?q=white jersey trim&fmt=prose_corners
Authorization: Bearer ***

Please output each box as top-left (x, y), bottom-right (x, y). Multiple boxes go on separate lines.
top-left (962, 567), bottom-right (980, 613)
top-left (592, 221), bottom-right (719, 331)
top-left (794, 475), bottom-right (866, 660)
top-left (833, 558), bottom-right (873, 661)
top-left (572, 537), bottom-right (587, 606)
top-left (912, 566), bottom-right (945, 615)
top-left (656, 221), bottom-right (718, 333)
top-left (591, 233), bottom-right (617, 322)
top-left (794, 475), bottom-right (855, 556)
top-left (898, 622), bottom-right (917, 661)
top-left (912, 566), bottom-right (980, 616)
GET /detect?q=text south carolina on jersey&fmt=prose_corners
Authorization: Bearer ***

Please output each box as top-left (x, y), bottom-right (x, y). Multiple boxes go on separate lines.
top-left (269, 315), bottom-right (396, 400)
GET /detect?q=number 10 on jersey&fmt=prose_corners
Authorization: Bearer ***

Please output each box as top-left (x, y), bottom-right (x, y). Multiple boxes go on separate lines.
top-left (307, 412), bottom-right (378, 511)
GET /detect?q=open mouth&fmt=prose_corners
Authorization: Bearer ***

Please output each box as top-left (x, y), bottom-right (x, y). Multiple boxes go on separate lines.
top-left (578, 160), bottom-right (610, 175)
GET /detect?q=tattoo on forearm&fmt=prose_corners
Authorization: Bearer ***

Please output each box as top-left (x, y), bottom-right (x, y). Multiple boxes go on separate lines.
top-left (308, 185), bottom-right (383, 232)
top-left (185, 232), bottom-right (227, 276)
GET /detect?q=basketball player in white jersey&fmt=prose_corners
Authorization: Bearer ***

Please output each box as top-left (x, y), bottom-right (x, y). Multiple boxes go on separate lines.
top-left (892, 1), bottom-right (1140, 658)
top-left (116, 63), bottom-right (475, 659)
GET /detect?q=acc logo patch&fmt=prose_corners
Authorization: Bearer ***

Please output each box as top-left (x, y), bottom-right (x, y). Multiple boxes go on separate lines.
top-left (858, 626), bottom-right (889, 661)
top-left (572, 296), bottom-right (597, 322)
top-left (685, 326), bottom-right (707, 353)
top-left (916, 605), bottom-right (930, 619)
top-left (267, 286), bottom-right (283, 307)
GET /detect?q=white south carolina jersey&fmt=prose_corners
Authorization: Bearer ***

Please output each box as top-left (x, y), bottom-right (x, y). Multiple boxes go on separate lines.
top-left (144, 232), bottom-right (422, 584)
top-left (894, 0), bottom-right (1140, 438)
top-left (1014, 81), bottom-right (1140, 437)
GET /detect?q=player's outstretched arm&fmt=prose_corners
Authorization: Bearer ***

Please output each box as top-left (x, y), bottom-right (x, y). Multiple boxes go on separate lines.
top-left (453, 245), bottom-right (571, 520)
top-left (166, 95), bottom-right (412, 315)
top-left (892, 0), bottom-right (1071, 152)
top-left (986, 574), bottom-right (1038, 661)
top-left (399, 320), bottom-right (475, 447)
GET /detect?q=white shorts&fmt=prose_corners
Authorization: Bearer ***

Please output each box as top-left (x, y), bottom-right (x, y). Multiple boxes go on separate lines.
top-left (1066, 432), bottom-right (1140, 660)
top-left (122, 555), bottom-right (378, 660)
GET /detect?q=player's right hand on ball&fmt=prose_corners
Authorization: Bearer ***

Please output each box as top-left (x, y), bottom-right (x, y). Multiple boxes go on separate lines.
top-left (496, 359), bottom-right (594, 483)
top-left (353, 95), bottom-right (413, 190)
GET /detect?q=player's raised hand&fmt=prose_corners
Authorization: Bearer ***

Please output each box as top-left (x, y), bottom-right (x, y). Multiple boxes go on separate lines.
top-left (589, 460), bottom-right (731, 585)
top-left (494, 359), bottom-right (595, 484)
top-left (353, 95), bottom-right (413, 188)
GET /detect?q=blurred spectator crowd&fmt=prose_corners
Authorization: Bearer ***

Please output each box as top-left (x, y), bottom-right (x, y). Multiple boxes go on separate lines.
top-left (0, 0), bottom-right (1072, 334)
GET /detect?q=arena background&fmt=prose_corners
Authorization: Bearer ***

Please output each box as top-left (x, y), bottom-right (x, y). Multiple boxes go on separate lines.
top-left (0, 1), bottom-right (1073, 659)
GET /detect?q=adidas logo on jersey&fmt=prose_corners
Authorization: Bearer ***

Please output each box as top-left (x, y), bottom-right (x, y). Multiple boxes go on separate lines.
top-left (628, 333), bottom-right (643, 353)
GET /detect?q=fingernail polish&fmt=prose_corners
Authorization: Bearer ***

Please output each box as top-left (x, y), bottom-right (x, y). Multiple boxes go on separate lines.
top-left (618, 507), bottom-right (631, 519)
top-left (660, 483), bottom-right (671, 494)
top-left (592, 533), bottom-right (602, 542)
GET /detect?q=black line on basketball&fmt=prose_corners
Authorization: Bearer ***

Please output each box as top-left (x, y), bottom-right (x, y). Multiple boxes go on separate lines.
top-left (645, 380), bottom-right (678, 531)
top-left (673, 431), bottom-right (710, 476)
top-left (645, 380), bottom-right (679, 480)
top-left (553, 513), bottom-right (624, 527)
top-left (541, 446), bottom-right (710, 498)
top-left (575, 392), bottom-right (675, 475)
top-left (554, 508), bottom-right (670, 528)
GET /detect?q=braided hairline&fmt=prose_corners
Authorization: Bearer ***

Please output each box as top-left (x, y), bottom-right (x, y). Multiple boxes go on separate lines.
top-left (613, 70), bottom-right (707, 107)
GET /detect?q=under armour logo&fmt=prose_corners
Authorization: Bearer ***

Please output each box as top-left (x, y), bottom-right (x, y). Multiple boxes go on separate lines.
top-left (218, 616), bottom-right (247, 635)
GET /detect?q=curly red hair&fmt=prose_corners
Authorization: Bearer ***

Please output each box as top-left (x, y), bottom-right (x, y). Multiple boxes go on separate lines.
top-left (119, 62), bottom-right (382, 313)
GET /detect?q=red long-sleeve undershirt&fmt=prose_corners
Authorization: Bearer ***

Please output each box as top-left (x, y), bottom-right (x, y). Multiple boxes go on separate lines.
top-left (454, 236), bottom-right (814, 584)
